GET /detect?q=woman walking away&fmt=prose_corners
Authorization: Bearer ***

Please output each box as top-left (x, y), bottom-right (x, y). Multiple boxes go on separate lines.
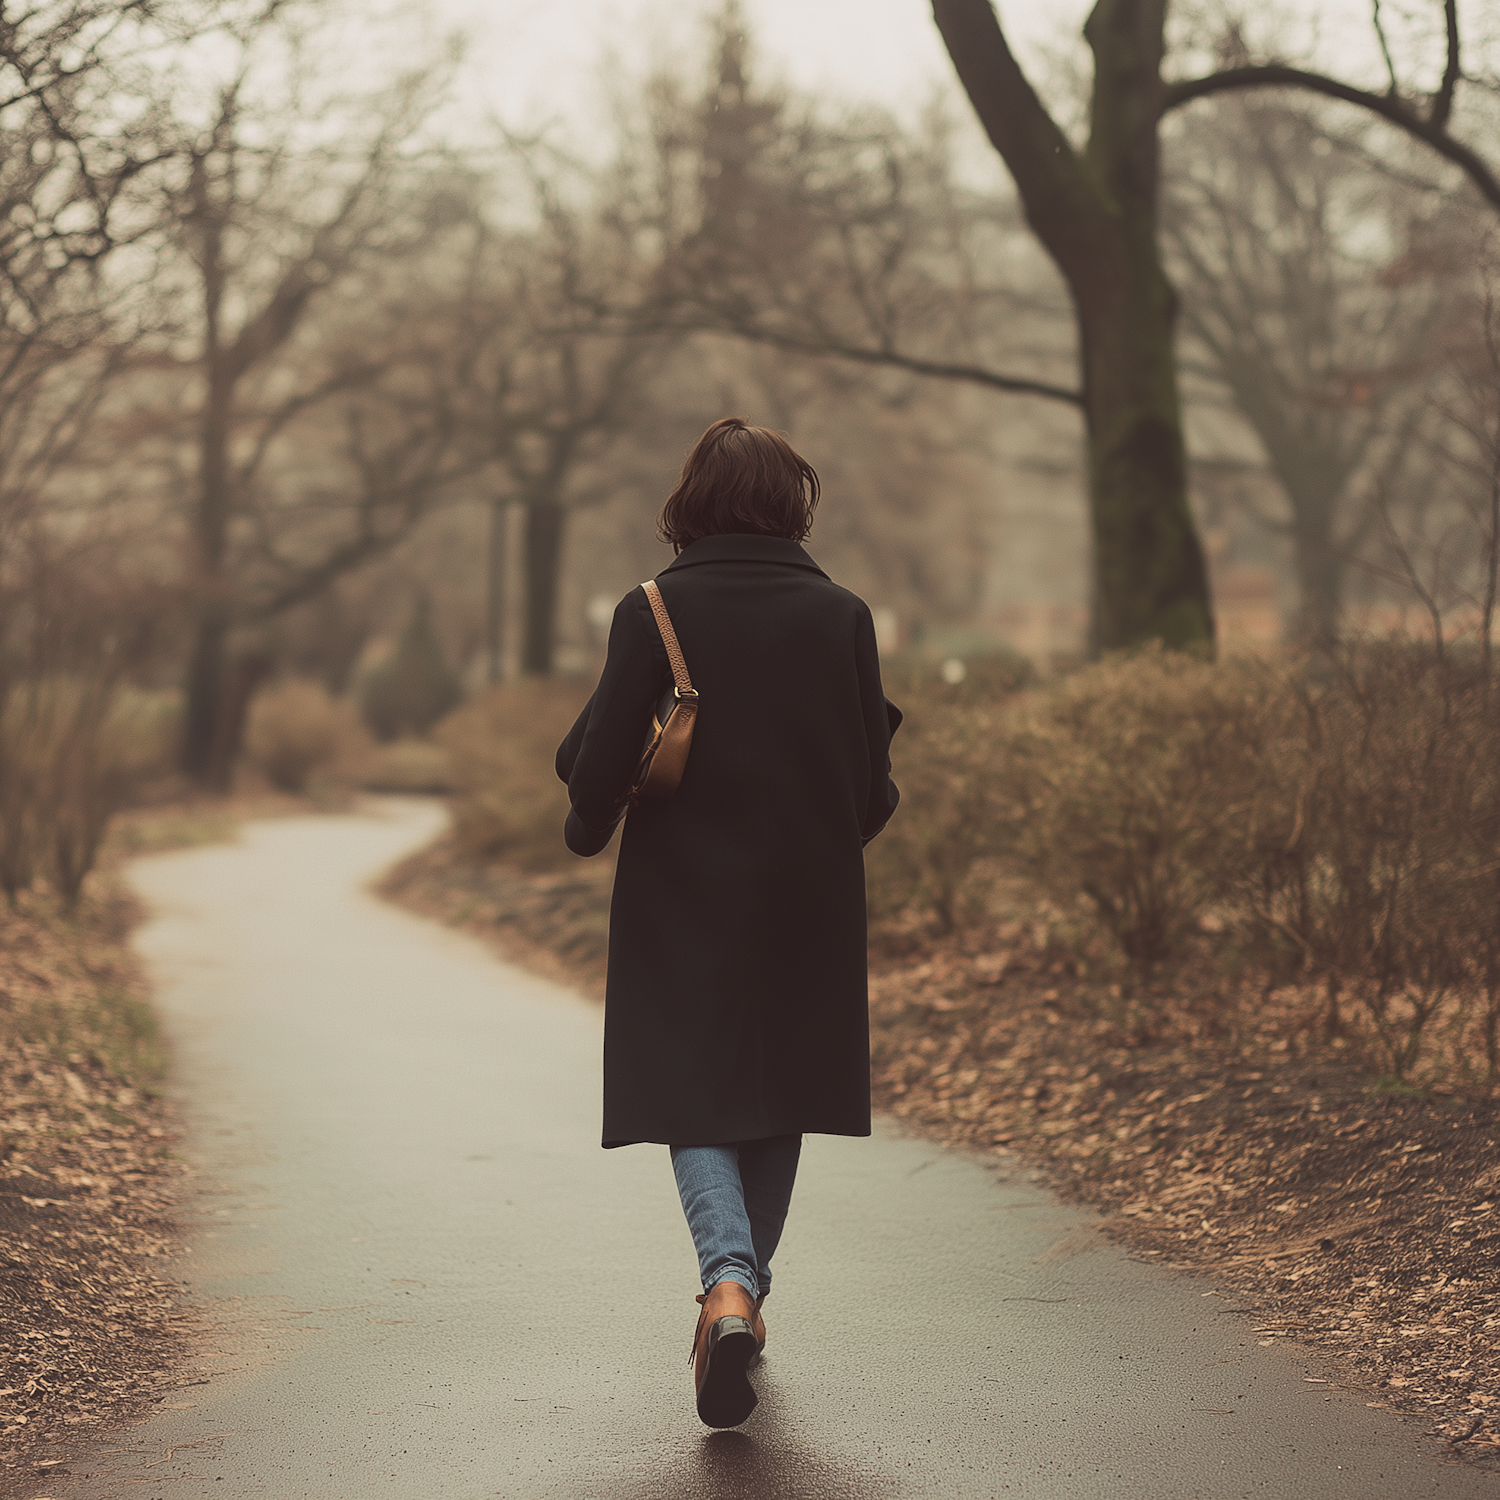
top-left (555, 417), bottom-right (901, 1429)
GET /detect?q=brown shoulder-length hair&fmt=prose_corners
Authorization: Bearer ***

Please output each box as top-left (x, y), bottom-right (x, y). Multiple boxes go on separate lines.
top-left (657, 417), bottom-right (820, 551)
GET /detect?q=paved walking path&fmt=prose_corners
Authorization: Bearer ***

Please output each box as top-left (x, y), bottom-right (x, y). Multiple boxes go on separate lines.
top-left (40, 801), bottom-right (1496, 1499)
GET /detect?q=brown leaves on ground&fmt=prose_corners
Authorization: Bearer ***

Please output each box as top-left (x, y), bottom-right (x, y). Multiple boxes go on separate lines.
top-left (868, 936), bottom-right (1500, 1465)
top-left (0, 885), bottom-right (188, 1488)
top-left (379, 833), bottom-right (613, 998)
top-left (383, 843), bottom-right (1500, 1470)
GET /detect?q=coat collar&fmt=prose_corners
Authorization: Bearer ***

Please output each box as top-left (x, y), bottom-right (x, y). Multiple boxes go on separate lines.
top-left (662, 534), bottom-right (829, 577)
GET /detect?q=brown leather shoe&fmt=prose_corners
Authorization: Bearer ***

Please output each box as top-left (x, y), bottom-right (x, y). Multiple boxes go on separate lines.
top-left (690, 1281), bottom-right (759, 1428)
top-left (696, 1288), bottom-right (767, 1355)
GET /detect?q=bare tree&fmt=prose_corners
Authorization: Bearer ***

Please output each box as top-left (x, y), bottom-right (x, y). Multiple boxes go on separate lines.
top-left (922, 0), bottom-right (1500, 652)
top-left (1376, 243), bottom-right (1500, 663)
top-left (616, 9), bottom-right (1188, 653)
top-left (1165, 93), bottom-right (1469, 647)
top-left (449, 149), bottom-right (679, 677)
top-left (649, 20), bottom-right (1075, 405)
top-left (0, 3), bottom-right (215, 900)
top-left (1161, 4), bottom-right (1498, 209)
top-left (549, 23), bottom-right (1062, 664)
top-left (641, 2), bottom-right (1497, 654)
top-left (1451, 263), bottom-right (1500, 672)
top-left (153, 6), bottom-right (467, 786)
top-left (0, 3), bottom-right (198, 542)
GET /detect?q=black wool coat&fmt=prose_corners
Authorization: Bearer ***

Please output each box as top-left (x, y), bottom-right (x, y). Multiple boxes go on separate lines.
top-left (555, 533), bottom-right (901, 1149)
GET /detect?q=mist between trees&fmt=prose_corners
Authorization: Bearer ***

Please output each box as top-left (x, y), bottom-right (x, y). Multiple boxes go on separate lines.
top-left (1, 0), bottom-right (1498, 910)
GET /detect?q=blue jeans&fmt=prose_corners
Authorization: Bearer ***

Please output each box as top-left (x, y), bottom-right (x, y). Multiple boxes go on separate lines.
top-left (670, 1135), bottom-right (803, 1303)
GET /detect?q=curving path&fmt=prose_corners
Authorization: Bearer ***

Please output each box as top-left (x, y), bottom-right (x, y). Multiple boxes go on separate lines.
top-left (35, 800), bottom-right (1496, 1499)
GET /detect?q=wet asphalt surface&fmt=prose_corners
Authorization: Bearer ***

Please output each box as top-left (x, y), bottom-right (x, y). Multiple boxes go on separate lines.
top-left (31, 800), bottom-right (1498, 1500)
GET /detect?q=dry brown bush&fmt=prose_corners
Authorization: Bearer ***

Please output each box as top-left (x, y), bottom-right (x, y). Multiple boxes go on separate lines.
top-left (359, 737), bottom-right (454, 793)
top-left (0, 548), bottom-right (180, 907)
top-left (425, 644), bottom-right (1498, 1090)
top-left (870, 644), bottom-right (1500, 1091)
top-left (244, 679), bottom-right (368, 793)
top-left (1003, 648), bottom-right (1281, 968)
top-left (1238, 647), bottom-right (1500, 1086)
top-left (437, 679), bottom-right (593, 872)
top-left (865, 679), bottom-right (1015, 936)
top-left (0, 684), bottom-right (177, 907)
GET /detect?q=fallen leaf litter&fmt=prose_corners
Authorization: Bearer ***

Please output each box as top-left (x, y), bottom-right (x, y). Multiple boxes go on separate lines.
top-left (0, 885), bottom-right (189, 1489)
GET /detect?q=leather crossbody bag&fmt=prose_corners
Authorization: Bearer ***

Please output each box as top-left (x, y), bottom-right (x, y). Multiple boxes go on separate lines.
top-left (631, 580), bottom-right (698, 801)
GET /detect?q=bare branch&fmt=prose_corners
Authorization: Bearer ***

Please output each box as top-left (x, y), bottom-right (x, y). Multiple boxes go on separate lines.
top-left (1433, 0), bottom-right (1461, 129)
top-left (649, 314), bottom-right (1081, 405)
top-left (754, 331), bottom-right (1079, 404)
top-left (1370, 499), bottom-right (1449, 660)
top-left (1371, 0), bottom-right (1401, 97)
top-left (233, 362), bottom-right (382, 491)
top-left (1162, 66), bottom-right (1500, 214)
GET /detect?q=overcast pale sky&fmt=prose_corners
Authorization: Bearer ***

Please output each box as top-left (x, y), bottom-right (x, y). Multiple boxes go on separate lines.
top-left (421, 0), bottom-right (1450, 139)
top-left (429, 0), bottom-right (1084, 133)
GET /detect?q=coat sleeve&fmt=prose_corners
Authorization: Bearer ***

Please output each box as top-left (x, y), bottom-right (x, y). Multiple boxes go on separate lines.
top-left (555, 590), bottom-right (662, 858)
top-left (855, 604), bottom-right (901, 845)
top-left (555, 692), bottom-right (596, 783)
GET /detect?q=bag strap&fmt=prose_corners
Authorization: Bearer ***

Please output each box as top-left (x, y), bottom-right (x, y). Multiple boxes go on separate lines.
top-left (642, 580), bottom-right (695, 699)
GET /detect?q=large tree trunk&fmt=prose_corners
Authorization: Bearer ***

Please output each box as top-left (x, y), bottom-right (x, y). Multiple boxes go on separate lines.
top-left (1289, 505), bottom-right (1344, 652)
top-left (180, 344), bottom-right (235, 785)
top-left (180, 612), bottom-right (228, 785)
top-left (180, 185), bottom-right (237, 786)
top-left (1076, 259), bottom-right (1210, 650)
top-left (210, 649), bottom-right (270, 788)
top-left (1233, 397), bottom-right (1352, 649)
top-left (180, 626), bottom-right (268, 792)
top-left (521, 499), bottom-right (566, 676)
top-left (933, 0), bottom-right (1213, 652)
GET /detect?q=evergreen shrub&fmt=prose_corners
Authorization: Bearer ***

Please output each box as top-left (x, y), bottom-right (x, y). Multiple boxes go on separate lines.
top-left (360, 599), bottom-right (462, 742)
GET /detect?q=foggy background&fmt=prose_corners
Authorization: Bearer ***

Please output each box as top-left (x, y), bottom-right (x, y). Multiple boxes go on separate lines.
top-left (2, 0), bottom-right (1497, 795)
top-left (385, 0), bottom-right (1500, 677)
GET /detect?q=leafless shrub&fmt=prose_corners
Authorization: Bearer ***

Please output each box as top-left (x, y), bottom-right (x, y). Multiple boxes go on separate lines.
top-left (1239, 646), bottom-right (1500, 1084)
top-left (0, 682), bottom-right (169, 904)
top-left (1004, 649), bottom-right (1281, 972)
top-left (0, 547), bottom-right (178, 905)
top-left (244, 679), bottom-right (367, 794)
top-left (873, 644), bottom-right (1500, 1090)
top-left (865, 657), bottom-right (1034, 936)
top-left (437, 680), bottom-right (593, 873)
